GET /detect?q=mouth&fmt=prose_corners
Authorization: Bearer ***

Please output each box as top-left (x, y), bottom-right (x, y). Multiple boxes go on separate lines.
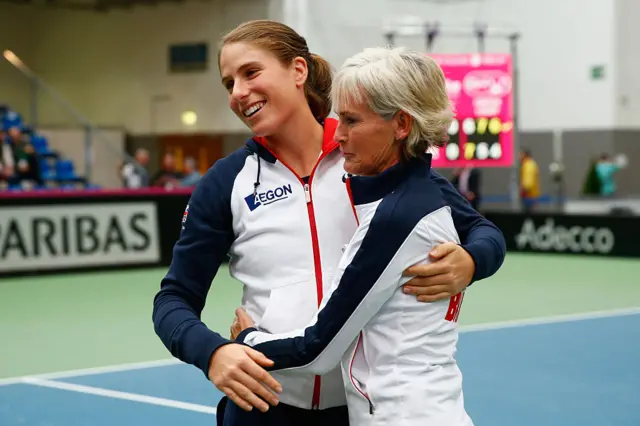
top-left (243, 101), bottom-right (266, 118)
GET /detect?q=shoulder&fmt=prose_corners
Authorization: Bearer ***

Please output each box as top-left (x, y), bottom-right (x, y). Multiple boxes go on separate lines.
top-left (208, 145), bottom-right (253, 177)
top-left (373, 167), bottom-right (448, 237)
top-left (190, 145), bottom-right (253, 206)
top-left (200, 145), bottom-right (253, 188)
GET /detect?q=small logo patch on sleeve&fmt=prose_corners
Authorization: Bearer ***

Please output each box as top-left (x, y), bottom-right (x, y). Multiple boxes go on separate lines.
top-left (181, 204), bottom-right (189, 230)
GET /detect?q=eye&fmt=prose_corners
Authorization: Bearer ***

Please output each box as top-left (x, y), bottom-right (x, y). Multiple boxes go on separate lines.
top-left (224, 80), bottom-right (234, 93)
top-left (344, 116), bottom-right (357, 125)
top-left (245, 68), bottom-right (259, 78)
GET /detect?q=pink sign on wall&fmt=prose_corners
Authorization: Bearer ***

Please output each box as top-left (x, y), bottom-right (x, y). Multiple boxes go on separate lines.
top-left (428, 53), bottom-right (515, 168)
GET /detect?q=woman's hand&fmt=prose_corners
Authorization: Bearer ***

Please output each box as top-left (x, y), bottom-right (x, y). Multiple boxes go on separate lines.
top-left (402, 242), bottom-right (475, 302)
top-left (209, 308), bottom-right (279, 413)
top-left (208, 343), bottom-right (282, 413)
top-left (230, 308), bottom-right (256, 340)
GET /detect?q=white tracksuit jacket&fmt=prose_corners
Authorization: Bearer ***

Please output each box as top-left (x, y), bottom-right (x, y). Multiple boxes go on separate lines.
top-left (236, 153), bottom-right (474, 426)
top-left (152, 118), bottom-right (505, 413)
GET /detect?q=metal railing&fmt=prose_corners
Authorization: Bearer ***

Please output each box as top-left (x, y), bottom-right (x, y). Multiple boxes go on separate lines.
top-left (3, 49), bottom-right (137, 183)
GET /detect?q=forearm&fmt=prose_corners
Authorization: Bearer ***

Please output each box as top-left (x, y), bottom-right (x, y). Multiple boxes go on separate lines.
top-left (431, 170), bottom-right (506, 282)
top-left (153, 288), bottom-right (231, 375)
top-left (461, 224), bottom-right (506, 282)
top-left (152, 161), bottom-right (238, 377)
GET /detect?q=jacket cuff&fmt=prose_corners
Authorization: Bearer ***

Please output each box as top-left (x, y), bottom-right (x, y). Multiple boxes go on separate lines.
top-left (235, 327), bottom-right (258, 344)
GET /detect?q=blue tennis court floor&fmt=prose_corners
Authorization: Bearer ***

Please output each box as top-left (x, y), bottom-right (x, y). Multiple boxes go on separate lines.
top-left (1, 309), bottom-right (639, 426)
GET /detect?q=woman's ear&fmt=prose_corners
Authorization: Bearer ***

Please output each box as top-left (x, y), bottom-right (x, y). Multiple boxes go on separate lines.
top-left (292, 57), bottom-right (309, 88)
top-left (394, 111), bottom-right (412, 141)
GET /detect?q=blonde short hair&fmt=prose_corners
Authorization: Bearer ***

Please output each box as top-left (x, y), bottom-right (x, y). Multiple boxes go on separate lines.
top-left (332, 46), bottom-right (454, 158)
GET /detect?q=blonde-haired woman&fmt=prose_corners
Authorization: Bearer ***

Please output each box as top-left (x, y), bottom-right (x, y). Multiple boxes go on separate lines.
top-left (232, 46), bottom-right (477, 426)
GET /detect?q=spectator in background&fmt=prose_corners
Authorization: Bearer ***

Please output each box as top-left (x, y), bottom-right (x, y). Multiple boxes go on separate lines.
top-left (0, 133), bottom-right (15, 184)
top-left (180, 157), bottom-right (201, 187)
top-left (121, 148), bottom-right (150, 188)
top-left (151, 152), bottom-right (184, 189)
top-left (451, 165), bottom-right (481, 210)
top-left (519, 148), bottom-right (540, 212)
top-left (581, 155), bottom-right (602, 197)
top-left (5, 126), bottom-right (41, 187)
top-left (595, 152), bottom-right (626, 198)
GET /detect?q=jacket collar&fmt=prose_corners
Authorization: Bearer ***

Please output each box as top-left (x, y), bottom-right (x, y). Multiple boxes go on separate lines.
top-left (348, 153), bottom-right (433, 206)
top-left (246, 118), bottom-right (339, 164)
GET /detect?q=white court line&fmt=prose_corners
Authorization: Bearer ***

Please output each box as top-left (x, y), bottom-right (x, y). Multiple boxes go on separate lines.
top-left (459, 306), bottom-right (640, 333)
top-left (21, 377), bottom-right (217, 415)
top-left (0, 358), bottom-right (181, 387)
top-left (1, 306), bottom-right (639, 389)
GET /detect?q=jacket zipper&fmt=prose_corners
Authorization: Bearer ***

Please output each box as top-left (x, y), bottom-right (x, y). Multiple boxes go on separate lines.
top-left (303, 177), bottom-right (324, 410)
top-left (346, 178), bottom-right (372, 415)
top-left (349, 332), bottom-right (375, 414)
top-left (257, 144), bottom-right (338, 410)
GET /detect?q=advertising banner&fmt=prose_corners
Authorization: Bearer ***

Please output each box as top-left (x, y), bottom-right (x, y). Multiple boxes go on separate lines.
top-left (428, 53), bottom-right (515, 168)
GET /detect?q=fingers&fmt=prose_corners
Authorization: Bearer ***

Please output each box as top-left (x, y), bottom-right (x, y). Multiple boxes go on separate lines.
top-left (404, 261), bottom-right (449, 278)
top-left (236, 308), bottom-right (255, 329)
top-left (403, 243), bottom-right (458, 276)
top-left (417, 292), bottom-right (452, 303)
top-left (226, 380), bottom-right (270, 413)
top-left (235, 368), bottom-right (280, 407)
top-left (209, 345), bottom-right (281, 413)
top-left (404, 283), bottom-right (451, 297)
top-left (230, 325), bottom-right (239, 340)
top-left (220, 385), bottom-right (254, 412)
top-left (230, 316), bottom-right (240, 340)
top-left (429, 242), bottom-right (458, 259)
top-left (246, 347), bottom-right (275, 368)
top-left (245, 350), bottom-right (282, 393)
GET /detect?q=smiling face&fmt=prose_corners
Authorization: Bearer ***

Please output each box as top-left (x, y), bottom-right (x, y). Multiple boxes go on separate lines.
top-left (219, 42), bottom-right (309, 137)
top-left (334, 98), bottom-right (412, 176)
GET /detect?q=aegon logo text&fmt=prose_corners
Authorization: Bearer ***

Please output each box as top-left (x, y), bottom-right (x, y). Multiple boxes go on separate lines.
top-left (245, 184), bottom-right (293, 212)
top-left (515, 218), bottom-right (615, 254)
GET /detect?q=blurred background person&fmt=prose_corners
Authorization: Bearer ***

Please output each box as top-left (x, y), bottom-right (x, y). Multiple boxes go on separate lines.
top-left (519, 148), bottom-right (540, 212)
top-left (121, 147), bottom-right (150, 189)
top-left (4, 126), bottom-right (41, 188)
top-left (451, 165), bottom-right (481, 210)
top-left (151, 152), bottom-right (183, 189)
top-left (0, 134), bottom-right (15, 186)
top-left (595, 152), bottom-right (626, 198)
top-left (180, 156), bottom-right (201, 187)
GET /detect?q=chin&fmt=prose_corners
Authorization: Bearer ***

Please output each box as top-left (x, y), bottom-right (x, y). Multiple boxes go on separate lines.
top-left (248, 116), bottom-right (284, 139)
top-left (343, 161), bottom-right (360, 176)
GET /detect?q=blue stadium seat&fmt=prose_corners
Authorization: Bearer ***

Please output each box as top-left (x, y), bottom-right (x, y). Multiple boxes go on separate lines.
top-left (55, 159), bottom-right (78, 181)
top-left (30, 135), bottom-right (53, 155)
top-left (1, 104), bottom-right (89, 190)
top-left (2, 110), bottom-right (23, 131)
top-left (39, 158), bottom-right (56, 180)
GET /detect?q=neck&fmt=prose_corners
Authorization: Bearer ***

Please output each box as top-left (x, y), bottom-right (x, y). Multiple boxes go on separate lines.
top-left (265, 107), bottom-right (324, 178)
top-left (363, 145), bottom-right (403, 177)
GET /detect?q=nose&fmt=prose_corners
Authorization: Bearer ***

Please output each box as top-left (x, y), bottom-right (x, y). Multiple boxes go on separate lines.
top-left (334, 125), bottom-right (347, 144)
top-left (231, 80), bottom-right (250, 102)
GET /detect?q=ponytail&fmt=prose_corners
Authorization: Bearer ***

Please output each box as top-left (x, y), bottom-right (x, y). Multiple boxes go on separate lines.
top-left (305, 53), bottom-right (333, 121)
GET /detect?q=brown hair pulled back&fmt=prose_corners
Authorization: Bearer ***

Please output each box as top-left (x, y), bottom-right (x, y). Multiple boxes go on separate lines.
top-left (219, 20), bottom-right (333, 121)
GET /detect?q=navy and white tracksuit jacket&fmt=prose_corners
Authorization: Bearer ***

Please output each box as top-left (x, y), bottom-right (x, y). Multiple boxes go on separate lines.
top-left (237, 153), bottom-right (473, 425)
top-left (152, 118), bottom-right (505, 412)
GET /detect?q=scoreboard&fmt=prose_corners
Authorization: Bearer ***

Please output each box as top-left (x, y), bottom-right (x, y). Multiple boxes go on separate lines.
top-left (428, 53), bottom-right (515, 168)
